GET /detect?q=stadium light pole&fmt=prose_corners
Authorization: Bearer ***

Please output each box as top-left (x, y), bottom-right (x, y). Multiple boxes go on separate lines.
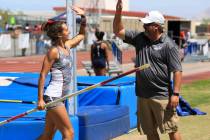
top-left (66, 0), bottom-right (77, 115)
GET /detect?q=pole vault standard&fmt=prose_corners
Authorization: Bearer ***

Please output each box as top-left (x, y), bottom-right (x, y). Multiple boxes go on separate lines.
top-left (66, 0), bottom-right (77, 115)
top-left (0, 64), bottom-right (150, 126)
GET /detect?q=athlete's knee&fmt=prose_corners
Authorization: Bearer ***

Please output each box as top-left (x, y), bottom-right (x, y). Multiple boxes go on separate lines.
top-left (37, 132), bottom-right (55, 140)
top-left (62, 128), bottom-right (74, 139)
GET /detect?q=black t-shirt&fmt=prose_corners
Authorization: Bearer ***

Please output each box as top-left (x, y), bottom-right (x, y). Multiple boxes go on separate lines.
top-left (124, 31), bottom-right (182, 99)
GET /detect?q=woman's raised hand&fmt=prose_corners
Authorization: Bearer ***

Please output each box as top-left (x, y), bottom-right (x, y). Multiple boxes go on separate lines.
top-left (72, 6), bottom-right (85, 16)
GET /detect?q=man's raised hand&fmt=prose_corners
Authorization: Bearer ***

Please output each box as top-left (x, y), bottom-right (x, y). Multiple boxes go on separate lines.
top-left (116, 0), bottom-right (123, 11)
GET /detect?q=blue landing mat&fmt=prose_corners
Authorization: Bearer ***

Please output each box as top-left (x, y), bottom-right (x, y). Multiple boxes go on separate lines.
top-left (0, 101), bottom-right (79, 140)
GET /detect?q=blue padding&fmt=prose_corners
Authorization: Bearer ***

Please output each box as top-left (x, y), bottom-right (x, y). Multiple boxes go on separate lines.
top-left (78, 86), bottom-right (119, 106)
top-left (77, 105), bottom-right (129, 125)
top-left (112, 42), bottom-right (122, 64)
top-left (3, 74), bottom-right (135, 87)
top-left (77, 76), bottom-right (135, 86)
top-left (0, 102), bottom-right (79, 140)
top-left (1, 73), bottom-right (136, 132)
top-left (0, 73), bottom-right (50, 102)
top-left (119, 85), bottom-right (137, 129)
top-left (0, 83), bottom-right (38, 102)
top-left (0, 121), bottom-right (45, 140)
top-left (77, 105), bottom-right (130, 140)
top-left (0, 102), bottom-right (45, 140)
top-left (79, 115), bottom-right (129, 140)
top-left (0, 115), bottom-right (79, 140)
top-left (77, 76), bottom-right (137, 129)
top-left (0, 72), bottom-right (49, 89)
top-left (0, 103), bottom-right (45, 119)
top-left (0, 72), bottom-right (39, 77)
top-left (12, 76), bottom-right (50, 88)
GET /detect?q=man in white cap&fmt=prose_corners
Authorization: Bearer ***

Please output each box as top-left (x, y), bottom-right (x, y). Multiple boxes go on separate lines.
top-left (113, 0), bottom-right (182, 140)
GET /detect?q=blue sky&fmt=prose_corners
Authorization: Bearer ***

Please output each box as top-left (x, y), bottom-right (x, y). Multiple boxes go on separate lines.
top-left (0, 0), bottom-right (210, 19)
top-left (130, 0), bottom-right (210, 19)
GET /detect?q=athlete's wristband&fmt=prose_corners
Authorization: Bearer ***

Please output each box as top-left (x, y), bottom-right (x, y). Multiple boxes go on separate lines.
top-left (172, 92), bottom-right (180, 96)
top-left (81, 15), bottom-right (86, 26)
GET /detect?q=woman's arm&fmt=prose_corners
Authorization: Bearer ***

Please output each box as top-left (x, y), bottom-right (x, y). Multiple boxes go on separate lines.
top-left (65, 6), bottom-right (86, 48)
top-left (37, 48), bottom-right (58, 110)
top-left (90, 45), bottom-right (94, 67)
top-left (102, 43), bottom-right (110, 69)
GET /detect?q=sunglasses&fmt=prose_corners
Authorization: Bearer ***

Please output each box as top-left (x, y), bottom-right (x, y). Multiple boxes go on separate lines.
top-left (47, 19), bottom-right (66, 25)
top-left (144, 23), bottom-right (157, 27)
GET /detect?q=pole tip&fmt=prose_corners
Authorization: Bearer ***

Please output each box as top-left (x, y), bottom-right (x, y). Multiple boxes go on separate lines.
top-left (138, 64), bottom-right (150, 70)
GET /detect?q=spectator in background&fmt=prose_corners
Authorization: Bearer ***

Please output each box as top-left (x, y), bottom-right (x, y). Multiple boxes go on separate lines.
top-left (24, 23), bottom-right (30, 32)
top-left (34, 24), bottom-right (46, 55)
top-left (180, 30), bottom-right (187, 48)
top-left (0, 26), bottom-right (3, 33)
top-left (17, 23), bottom-right (32, 56)
top-left (91, 30), bottom-right (109, 76)
top-left (185, 29), bottom-right (191, 41)
top-left (179, 30), bottom-right (188, 61)
top-left (4, 22), bottom-right (9, 31)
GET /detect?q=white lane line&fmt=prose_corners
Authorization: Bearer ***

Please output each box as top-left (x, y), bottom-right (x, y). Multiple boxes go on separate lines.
top-left (5, 61), bottom-right (19, 64)
top-left (25, 61), bottom-right (39, 64)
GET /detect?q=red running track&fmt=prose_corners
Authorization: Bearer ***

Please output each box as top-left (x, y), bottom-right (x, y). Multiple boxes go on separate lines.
top-left (0, 49), bottom-right (210, 84)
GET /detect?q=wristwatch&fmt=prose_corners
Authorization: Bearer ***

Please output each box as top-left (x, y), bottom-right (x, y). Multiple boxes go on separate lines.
top-left (172, 92), bottom-right (180, 96)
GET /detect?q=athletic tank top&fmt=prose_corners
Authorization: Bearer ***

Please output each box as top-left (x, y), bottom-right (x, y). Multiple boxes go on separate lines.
top-left (92, 42), bottom-right (106, 68)
top-left (92, 42), bottom-right (106, 59)
top-left (44, 47), bottom-right (73, 97)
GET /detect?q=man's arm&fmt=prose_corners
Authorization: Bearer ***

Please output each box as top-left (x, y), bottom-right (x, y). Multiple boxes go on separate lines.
top-left (173, 71), bottom-right (182, 94)
top-left (170, 71), bottom-right (182, 108)
top-left (90, 45), bottom-right (94, 67)
top-left (113, 0), bottom-right (125, 40)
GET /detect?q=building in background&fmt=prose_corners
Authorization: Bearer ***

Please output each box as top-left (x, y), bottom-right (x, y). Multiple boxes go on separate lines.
top-left (74, 0), bottom-right (129, 11)
top-left (53, 1), bottom-right (191, 48)
top-left (21, 11), bottom-right (55, 27)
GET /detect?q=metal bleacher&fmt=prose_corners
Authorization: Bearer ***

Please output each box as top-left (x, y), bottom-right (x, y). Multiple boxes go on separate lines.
top-left (81, 61), bottom-right (123, 76)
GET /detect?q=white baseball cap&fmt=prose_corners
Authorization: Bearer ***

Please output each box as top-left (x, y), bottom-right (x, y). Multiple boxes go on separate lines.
top-left (140, 11), bottom-right (165, 25)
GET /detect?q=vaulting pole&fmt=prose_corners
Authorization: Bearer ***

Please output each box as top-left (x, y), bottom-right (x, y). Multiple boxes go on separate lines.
top-left (0, 64), bottom-right (150, 126)
top-left (0, 99), bottom-right (36, 104)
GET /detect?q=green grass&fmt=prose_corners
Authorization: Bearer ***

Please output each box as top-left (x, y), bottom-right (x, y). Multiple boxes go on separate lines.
top-left (181, 79), bottom-right (210, 107)
top-left (114, 78), bottom-right (210, 140)
top-left (161, 79), bottom-right (210, 140)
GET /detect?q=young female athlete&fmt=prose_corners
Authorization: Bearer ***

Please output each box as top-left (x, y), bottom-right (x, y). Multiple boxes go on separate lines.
top-left (37, 6), bottom-right (86, 140)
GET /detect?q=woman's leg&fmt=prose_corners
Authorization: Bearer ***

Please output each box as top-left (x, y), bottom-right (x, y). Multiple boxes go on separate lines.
top-left (100, 68), bottom-right (107, 76)
top-left (50, 105), bottom-right (74, 140)
top-left (94, 68), bottom-right (106, 76)
top-left (37, 111), bottom-right (57, 140)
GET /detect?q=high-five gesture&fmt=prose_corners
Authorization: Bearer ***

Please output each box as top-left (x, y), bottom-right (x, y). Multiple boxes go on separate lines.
top-left (113, 0), bottom-right (125, 40)
top-left (116, 0), bottom-right (123, 11)
top-left (65, 6), bottom-right (86, 48)
top-left (72, 6), bottom-right (85, 16)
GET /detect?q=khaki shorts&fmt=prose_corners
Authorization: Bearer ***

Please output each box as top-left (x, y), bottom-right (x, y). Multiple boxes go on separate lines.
top-left (137, 97), bottom-right (179, 135)
top-left (43, 95), bottom-right (65, 110)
